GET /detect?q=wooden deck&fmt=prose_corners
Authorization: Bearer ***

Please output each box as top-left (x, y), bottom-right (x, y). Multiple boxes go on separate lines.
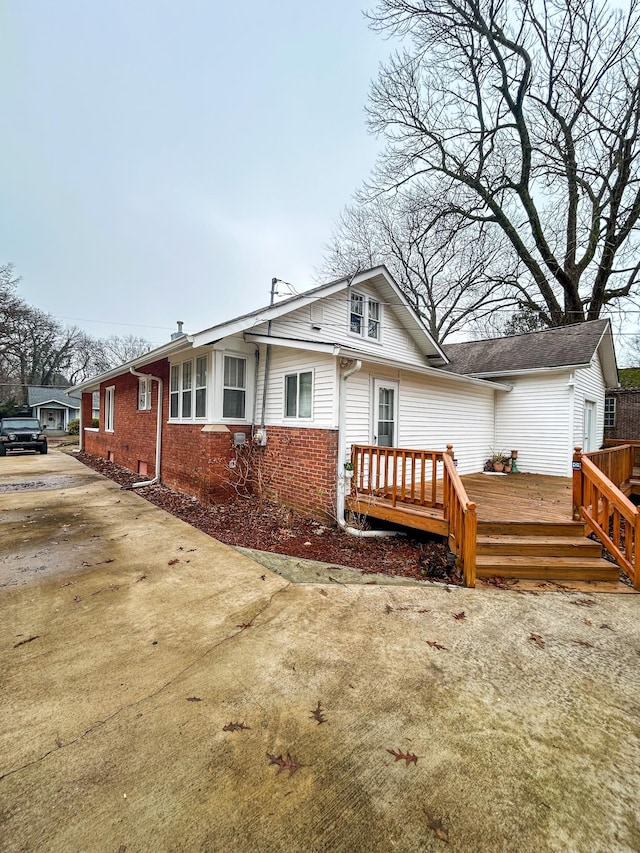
top-left (347, 471), bottom-right (576, 528)
top-left (345, 444), bottom-right (640, 588)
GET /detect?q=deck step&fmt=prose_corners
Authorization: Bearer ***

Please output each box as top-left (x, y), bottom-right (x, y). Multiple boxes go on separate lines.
top-left (477, 521), bottom-right (586, 537)
top-left (476, 535), bottom-right (602, 558)
top-left (476, 555), bottom-right (618, 581)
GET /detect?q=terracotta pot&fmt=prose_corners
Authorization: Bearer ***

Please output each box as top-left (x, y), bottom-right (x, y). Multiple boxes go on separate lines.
top-left (493, 461), bottom-right (505, 472)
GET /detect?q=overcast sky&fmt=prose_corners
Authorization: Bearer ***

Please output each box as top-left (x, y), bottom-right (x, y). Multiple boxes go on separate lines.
top-left (2, 1), bottom-right (388, 346)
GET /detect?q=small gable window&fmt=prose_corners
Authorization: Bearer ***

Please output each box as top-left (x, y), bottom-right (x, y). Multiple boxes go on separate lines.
top-left (350, 291), bottom-right (381, 341)
top-left (138, 377), bottom-right (152, 411)
top-left (285, 371), bottom-right (313, 419)
top-left (604, 397), bottom-right (616, 428)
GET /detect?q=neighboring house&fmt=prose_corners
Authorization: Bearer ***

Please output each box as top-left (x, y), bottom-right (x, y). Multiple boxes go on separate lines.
top-left (70, 268), bottom-right (618, 521)
top-left (604, 368), bottom-right (640, 441)
top-left (27, 386), bottom-right (81, 431)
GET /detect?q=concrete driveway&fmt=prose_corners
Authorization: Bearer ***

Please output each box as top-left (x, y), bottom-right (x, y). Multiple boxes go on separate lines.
top-left (1, 451), bottom-right (639, 852)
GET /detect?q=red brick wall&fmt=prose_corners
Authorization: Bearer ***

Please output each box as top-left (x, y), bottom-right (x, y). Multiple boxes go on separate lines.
top-left (604, 390), bottom-right (640, 441)
top-left (82, 357), bottom-right (338, 519)
top-left (259, 425), bottom-right (338, 520)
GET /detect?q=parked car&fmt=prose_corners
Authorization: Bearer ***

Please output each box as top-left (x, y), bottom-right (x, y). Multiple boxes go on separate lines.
top-left (0, 418), bottom-right (48, 456)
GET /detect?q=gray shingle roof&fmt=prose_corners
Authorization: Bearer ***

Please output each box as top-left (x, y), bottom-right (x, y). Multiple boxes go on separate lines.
top-left (441, 319), bottom-right (610, 376)
top-left (27, 386), bottom-right (81, 408)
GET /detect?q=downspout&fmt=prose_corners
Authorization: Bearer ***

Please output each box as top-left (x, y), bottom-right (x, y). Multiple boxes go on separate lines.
top-left (129, 367), bottom-right (163, 489)
top-left (337, 358), bottom-right (400, 538)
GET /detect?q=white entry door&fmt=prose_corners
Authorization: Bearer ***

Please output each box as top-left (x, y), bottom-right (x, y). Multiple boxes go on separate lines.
top-left (372, 379), bottom-right (398, 447)
top-left (583, 400), bottom-right (596, 452)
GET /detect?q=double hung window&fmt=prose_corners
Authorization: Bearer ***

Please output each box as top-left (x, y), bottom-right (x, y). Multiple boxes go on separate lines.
top-left (170, 356), bottom-right (209, 420)
top-left (223, 356), bottom-right (246, 419)
top-left (350, 291), bottom-right (381, 341)
top-left (105, 386), bottom-right (115, 432)
top-left (604, 397), bottom-right (616, 428)
top-left (138, 377), bottom-right (152, 411)
top-left (285, 371), bottom-right (312, 419)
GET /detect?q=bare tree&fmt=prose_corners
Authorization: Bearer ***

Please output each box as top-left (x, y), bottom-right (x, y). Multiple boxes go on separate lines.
top-left (320, 192), bottom-right (520, 343)
top-left (91, 335), bottom-right (152, 373)
top-left (366, 0), bottom-right (640, 327)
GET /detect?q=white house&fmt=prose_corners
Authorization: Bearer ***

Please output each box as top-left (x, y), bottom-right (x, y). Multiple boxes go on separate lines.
top-left (71, 267), bottom-right (617, 521)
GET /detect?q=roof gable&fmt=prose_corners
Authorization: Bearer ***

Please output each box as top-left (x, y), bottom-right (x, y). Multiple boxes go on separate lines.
top-left (27, 385), bottom-right (81, 408)
top-left (190, 267), bottom-right (447, 362)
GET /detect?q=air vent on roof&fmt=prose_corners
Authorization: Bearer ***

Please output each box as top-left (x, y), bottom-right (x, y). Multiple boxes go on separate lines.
top-left (171, 321), bottom-right (185, 341)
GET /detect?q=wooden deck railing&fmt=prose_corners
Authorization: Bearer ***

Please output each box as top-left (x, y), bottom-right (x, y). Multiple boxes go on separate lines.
top-left (350, 444), bottom-right (477, 586)
top-left (442, 453), bottom-right (477, 587)
top-left (603, 439), bottom-right (640, 474)
top-left (584, 444), bottom-right (636, 490)
top-left (573, 447), bottom-right (640, 589)
top-left (350, 444), bottom-right (446, 508)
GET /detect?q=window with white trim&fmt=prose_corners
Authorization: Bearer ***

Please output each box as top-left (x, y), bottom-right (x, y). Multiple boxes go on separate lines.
top-left (223, 355), bottom-right (246, 419)
top-left (349, 291), bottom-right (381, 341)
top-left (604, 397), bottom-right (616, 428)
top-left (169, 356), bottom-right (209, 420)
top-left (105, 386), bottom-right (115, 432)
top-left (138, 377), bottom-right (151, 411)
top-left (285, 370), bottom-right (313, 419)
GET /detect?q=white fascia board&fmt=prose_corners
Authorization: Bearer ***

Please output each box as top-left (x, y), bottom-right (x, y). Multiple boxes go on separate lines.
top-left (68, 336), bottom-right (194, 393)
top-left (595, 326), bottom-right (619, 388)
top-left (191, 280), bottom-right (351, 348)
top-left (465, 364), bottom-right (584, 380)
top-left (338, 347), bottom-right (511, 391)
top-left (243, 333), bottom-right (341, 355)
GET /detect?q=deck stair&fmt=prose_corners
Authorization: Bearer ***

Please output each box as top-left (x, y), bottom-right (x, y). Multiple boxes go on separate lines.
top-left (475, 522), bottom-right (618, 582)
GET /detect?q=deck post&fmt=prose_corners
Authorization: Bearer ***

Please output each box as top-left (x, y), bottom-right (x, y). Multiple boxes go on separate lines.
top-left (635, 513), bottom-right (640, 591)
top-left (463, 502), bottom-right (477, 588)
top-left (446, 443), bottom-right (454, 458)
top-left (572, 446), bottom-right (583, 521)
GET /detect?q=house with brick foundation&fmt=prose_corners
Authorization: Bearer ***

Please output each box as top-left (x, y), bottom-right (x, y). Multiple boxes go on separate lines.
top-left (71, 267), bottom-right (618, 525)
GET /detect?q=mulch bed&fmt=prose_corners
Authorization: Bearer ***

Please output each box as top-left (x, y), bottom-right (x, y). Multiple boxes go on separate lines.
top-left (76, 452), bottom-right (453, 582)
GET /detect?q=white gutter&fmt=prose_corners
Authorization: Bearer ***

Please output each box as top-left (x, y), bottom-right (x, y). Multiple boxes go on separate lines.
top-left (128, 367), bottom-right (163, 489)
top-left (336, 359), bottom-right (400, 539)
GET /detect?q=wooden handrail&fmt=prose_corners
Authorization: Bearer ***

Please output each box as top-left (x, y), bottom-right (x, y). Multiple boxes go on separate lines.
top-left (584, 444), bottom-right (635, 489)
top-left (574, 448), bottom-right (640, 589)
top-left (349, 443), bottom-right (478, 587)
top-left (442, 453), bottom-right (477, 587)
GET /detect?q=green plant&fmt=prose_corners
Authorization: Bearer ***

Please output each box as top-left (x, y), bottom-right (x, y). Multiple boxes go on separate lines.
top-left (344, 461), bottom-right (354, 471)
top-left (67, 419), bottom-right (80, 435)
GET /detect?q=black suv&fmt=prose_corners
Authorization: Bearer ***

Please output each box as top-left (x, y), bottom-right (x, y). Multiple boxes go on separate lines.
top-left (0, 418), bottom-right (48, 456)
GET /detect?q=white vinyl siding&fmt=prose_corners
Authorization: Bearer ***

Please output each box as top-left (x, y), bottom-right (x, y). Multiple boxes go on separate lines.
top-left (255, 282), bottom-right (428, 369)
top-left (573, 355), bottom-right (606, 452)
top-left (257, 348), bottom-right (336, 428)
top-left (344, 365), bottom-right (496, 475)
top-left (495, 372), bottom-right (571, 476)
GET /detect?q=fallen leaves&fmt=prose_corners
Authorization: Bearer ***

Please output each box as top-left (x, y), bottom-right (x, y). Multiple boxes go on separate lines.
top-left (309, 701), bottom-right (327, 725)
top-left (425, 812), bottom-right (449, 843)
top-left (453, 611), bottom-right (466, 621)
top-left (571, 598), bottom-right (596, 608)
top-left (236, 622), bottom-right (253, 630)
top-left (426, 640), bottom-right (448, 650)
top-left (529, 633), bottom-right (545, 648)
top-left (186, 696), bottom-right (202, 702)
top-left (168, 558), bottom-right (179, 566)
top-left (13, 635), bottom-right (39, 648)
top-left (266, 752), bottom-right (305, 777)
top-left (223, 722), bottom-right (250, 732)
top-left (387, 748), bottom-right (418, 766)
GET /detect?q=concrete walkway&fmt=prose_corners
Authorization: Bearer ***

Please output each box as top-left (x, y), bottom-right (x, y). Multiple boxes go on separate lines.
top-left (1, 451), bottom-right (639, 852)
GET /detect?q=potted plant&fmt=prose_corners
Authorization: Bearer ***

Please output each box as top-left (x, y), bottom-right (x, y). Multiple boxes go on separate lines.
top-left (343, 461), bottom-right (355, 479)
top-left (488, 450), bottom-right (505, 472)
